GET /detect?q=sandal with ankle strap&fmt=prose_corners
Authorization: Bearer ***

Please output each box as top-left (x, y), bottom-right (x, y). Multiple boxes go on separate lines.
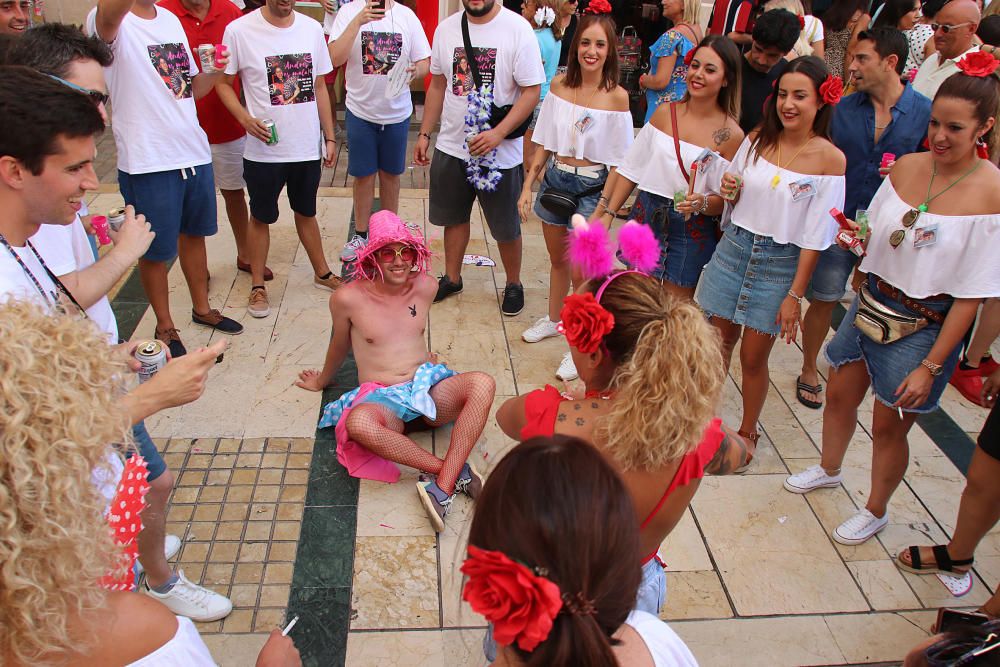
top-left (896, 544), bottom-right (974, 575)
top-left (734, 430), bottom-right (759, 474)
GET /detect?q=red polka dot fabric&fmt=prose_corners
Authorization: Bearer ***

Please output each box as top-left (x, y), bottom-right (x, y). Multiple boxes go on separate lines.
top-left (101, 456), bottom-right (151, 592)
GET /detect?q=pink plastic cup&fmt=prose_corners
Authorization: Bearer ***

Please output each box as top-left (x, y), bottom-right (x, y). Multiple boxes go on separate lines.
top-left (214, 44), bottom-right (227, 68)
top-left (91, 215), bottom-right (111, 246)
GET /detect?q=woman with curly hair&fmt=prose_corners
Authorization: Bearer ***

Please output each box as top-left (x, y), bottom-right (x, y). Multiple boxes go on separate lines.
top-left (464, 435), bottom-right (698, 666)
top-left (0, 301), bottom-right (298, 666)
top-left (498, 270), bottom-right (754, 616)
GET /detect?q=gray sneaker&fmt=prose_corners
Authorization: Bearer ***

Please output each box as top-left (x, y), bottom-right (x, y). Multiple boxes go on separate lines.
top-left (416, 480), bottom-right (453, 532)
top-left (454, 462), bottom-right (484, 500)
top-left (340, 234), bottom-right (368, 262)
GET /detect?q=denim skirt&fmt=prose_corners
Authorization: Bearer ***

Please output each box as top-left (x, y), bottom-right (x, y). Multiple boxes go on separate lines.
top-left (634, 556), bottom-right (667, 615)
top-left (532, 162), bottom-right (607, 227)
top-left (629, 189), bottom-right (720, 288)
top-left (825, 274), bottom-right (959, 414)
top-left (695, 224), bottom-right (801, 336)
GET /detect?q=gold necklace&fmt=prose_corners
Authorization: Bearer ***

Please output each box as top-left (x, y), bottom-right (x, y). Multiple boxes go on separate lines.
top-left (771, 136), bottom-right (814, 189)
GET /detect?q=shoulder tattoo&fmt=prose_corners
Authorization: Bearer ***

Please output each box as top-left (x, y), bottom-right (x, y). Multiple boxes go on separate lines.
top-left (713, 126), bottom-right (732, 147)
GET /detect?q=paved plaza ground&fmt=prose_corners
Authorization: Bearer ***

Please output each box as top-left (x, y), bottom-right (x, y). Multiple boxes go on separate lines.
top-left (89, 130), bottom-right (998, 666)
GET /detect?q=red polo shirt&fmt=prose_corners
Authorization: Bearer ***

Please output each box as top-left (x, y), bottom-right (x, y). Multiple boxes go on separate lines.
top-left (158, 0), bottom-right (245, 145)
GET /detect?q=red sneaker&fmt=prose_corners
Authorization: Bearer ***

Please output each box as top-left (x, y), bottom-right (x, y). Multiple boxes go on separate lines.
top-left (949, 366), bottom-right (987, 407)
top-left (979, 356), bottom-right (1000, 377)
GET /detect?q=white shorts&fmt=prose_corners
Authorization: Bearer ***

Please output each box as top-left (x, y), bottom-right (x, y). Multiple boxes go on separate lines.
top-left (210, 137), bottom-right (246, 191)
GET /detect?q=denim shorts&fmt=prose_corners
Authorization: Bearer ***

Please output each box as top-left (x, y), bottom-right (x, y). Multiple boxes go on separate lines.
top-left (809, 244), bottom-right (859, 302)
top-left (345, 109), bottom-right (409, 177)
top-left (118, 164), bottom-right (218, 263)
top-left (635, 556), bottom-right (667, 615)
top-left (695, 224), bottom-right (801, 336)
top-left (532, 163), bottom-right (607, 227)
top-left (825, 274), bottom-right (959, 414)
top-left (126, 420), bottom-right (167, 481)
top-left (243, 158), bottom-right (322, 224)
top-left (629, 189), bottom-right (719, 288)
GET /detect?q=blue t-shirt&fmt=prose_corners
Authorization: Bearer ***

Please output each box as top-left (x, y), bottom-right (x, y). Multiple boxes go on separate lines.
top-left (534, 27), bottom-right (560, 100)
top-left (644, 28), bottom-right (696, 123)
top-left (831, 84), bottom-right (931, 216)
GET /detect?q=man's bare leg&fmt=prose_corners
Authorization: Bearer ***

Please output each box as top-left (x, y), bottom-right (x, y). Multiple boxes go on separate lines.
top-left (293, 212), bottom-right (333, 279)
top-left (496, 238), bottom-right (522, 287)
top-left (345, 403), bottom-right (444, 474)
top-left (221, 188), bottom-right (250, 264)
top-left (177, 233), bottom-right (211, 316)
top-left (443, 223), bottom-right (470, 284)
top-left (378, 170), bottom-right (400, 214)
top-left (353, 174), bottom-right (376, 236)
top-left (139, 258), bottom-right (175, 332)
top-left (423, 371), bottom-right (496, 493)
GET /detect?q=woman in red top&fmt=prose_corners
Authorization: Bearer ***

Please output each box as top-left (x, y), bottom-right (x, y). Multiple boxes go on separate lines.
top-left (497, 270), bottom-right (753, 615)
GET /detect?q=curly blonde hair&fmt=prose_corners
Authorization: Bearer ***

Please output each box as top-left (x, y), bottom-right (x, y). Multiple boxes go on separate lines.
top-left (588, 274), bottom-right (725, 471)
top-left (0, 300), bottom-right (130, 665)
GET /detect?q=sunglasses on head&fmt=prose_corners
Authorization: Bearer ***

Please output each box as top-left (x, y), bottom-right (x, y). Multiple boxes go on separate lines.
top-left (376, 245), bottom-right (417, 262)
top-left (931, 21), bottom-right (973, 33)
top-left (46, 74), bottom-right (110, 106)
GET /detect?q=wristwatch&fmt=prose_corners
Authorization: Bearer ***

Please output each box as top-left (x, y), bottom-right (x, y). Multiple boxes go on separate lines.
top-left (921, 359), bottom-right (943, 376)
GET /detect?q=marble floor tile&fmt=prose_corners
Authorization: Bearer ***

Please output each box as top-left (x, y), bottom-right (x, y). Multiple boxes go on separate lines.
top-left (903, 455), bottom-right (966, 535)
top-left (692, 475), bottom-right (868, 616)
top-left (846, 560), bottom-right (921, 610)
top-left (201, 633), bottom-right (271, 667)
top-left (672, 615), bottom-right (846, 667)
top-left (824, 612), bottom-right (932, 664)
top-left (661, 570), bottom-right (733, 621)
top-left (799, 476), bottom-right (889, 562)
top-left (431, 329), bottom-right (516, 396)
top-left (356, 473), bottom-right (437, 538)
top-left (345, 629), bottom-right (485, 666)
top-left (351, 535), bottom-right (439, 630)
top-left (243, 365), bottom-right (324, 439)
top-left (660, 508), bottom-right (713, 572)
top-left (437, 494), bottom-right (479, 628)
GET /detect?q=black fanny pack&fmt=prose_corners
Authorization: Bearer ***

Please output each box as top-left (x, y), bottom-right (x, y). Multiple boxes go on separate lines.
top-left (538, 180), bottom-right (605, 219)
top-left (462, 14), bottom-right (532, 140)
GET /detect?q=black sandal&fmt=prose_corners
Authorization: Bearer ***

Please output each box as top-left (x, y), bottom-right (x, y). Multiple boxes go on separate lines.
top-left (896, 544), bottom-right (974, 575)
top-left (796, 376), bottom-right (823, 410)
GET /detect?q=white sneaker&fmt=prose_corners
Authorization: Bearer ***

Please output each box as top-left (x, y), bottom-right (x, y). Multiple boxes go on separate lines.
top-left (834, 508), bottom-right (889, 545)
top-left (340, 234), bottom-right (368, 262)
top-left (556, 352), bottom-right (578, 381)
top-left (522, 316), bottom-right (560, 343)
top-left (145, 569), bottom-right (233, 622)
top-left (136, 534), bottom-right (181, 575)
top-left (783, 465), bottom-right (843, 494)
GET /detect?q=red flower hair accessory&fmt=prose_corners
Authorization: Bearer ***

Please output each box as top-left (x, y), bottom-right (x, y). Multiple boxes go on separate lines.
top-left (559, 292), bottom-right (615, 354)
top-left (819, 75), bottom-right (843, 105)
top-left (461, 546), bottom-right (563, 652)
top-left (683, 49), bottom-right (695, 66)
top-left (956, 50), bottom-right (1000, 78)
top-left (797, 14), bottom-right (805, 29)
top-left (584, 0), bottom-right (612, 14)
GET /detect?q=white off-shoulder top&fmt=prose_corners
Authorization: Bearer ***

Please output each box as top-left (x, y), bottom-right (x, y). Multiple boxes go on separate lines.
top-left (617, 123), bottom-right (731, 200)
top-left (127, 617), bottom-right (217, 666)
top-left (531, 91), bottom-right (634, 167)
top-left (859, 177), bottom-right (1000, 299)
top-left (726, 137), bottom-right (846, 251)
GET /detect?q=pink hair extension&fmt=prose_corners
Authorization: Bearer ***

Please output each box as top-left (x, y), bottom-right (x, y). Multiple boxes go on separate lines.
top-left (617, 220), bottom-right (660, 274)
top-left (568, 215), bottom-right (614, 279)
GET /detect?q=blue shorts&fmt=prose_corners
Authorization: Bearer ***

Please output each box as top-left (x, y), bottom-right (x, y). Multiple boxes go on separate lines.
top-left (118, 165), bottom-right (218, 263)
top-left (825, 275), bottom-right (959, 414)
top-left (695, 224), bottom-right (801, 336)
top-left (127, 420), bottom-right (167, 481)
top-left (345, 109), bottom-right (409, 177)
top-left (630, 189), bottom-right (719, 288)
top-left (532, 163), bottom-right (607, 227)
top-left (243, 159), bottom-right (322, 224)
top-left (635, 556), bottom-right (667, 615)
top-left (809, 244), bottom-right (859, 302)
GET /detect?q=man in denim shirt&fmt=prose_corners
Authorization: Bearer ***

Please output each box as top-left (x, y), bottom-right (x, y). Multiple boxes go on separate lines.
top-left (796, 27), bottom-right (931, 409)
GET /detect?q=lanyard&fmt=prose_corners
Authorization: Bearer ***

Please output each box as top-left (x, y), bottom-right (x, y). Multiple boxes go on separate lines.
top-left (0, 231), bottom-right (85, 314)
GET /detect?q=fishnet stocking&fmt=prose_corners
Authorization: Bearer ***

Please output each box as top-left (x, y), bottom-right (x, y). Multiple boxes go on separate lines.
top-left (344, 372), bottom-right (495, 494)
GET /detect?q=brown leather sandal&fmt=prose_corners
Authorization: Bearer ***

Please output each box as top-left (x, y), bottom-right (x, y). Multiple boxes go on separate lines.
top-left (734, 430), bottom-right (759, 474)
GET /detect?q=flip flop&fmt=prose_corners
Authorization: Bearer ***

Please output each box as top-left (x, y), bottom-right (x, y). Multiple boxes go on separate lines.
top-left (796, 376), bottom-right (823, 410)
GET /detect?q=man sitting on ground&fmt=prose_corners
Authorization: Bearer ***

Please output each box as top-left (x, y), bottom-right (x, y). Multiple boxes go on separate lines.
top-left (296, 210), bottom-right (495, 532)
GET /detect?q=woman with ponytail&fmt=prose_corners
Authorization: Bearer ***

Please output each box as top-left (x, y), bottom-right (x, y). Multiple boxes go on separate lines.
top-left (497, 247), bottom-right (754, 616)
top-left (464, 435), bottom-right (698, 666)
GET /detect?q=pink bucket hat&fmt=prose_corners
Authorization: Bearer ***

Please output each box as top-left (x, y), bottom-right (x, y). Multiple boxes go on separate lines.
top-left (351, 210), bottom-right (432, 281)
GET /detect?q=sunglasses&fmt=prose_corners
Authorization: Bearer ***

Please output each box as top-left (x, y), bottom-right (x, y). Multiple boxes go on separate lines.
top-left (375, 245), bottom-right (417, 263)
top-left (46, 74), bottom-right (110, 106)
top-left (931, 21), bottom-right (973, 33)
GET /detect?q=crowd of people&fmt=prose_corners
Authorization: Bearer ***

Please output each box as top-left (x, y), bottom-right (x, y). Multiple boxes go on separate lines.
top-left (0, 0), bottom-right (999, 664)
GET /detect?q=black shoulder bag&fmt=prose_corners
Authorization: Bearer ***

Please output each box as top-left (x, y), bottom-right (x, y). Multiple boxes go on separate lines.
top-left (461, 13), bottom-right (532, 140)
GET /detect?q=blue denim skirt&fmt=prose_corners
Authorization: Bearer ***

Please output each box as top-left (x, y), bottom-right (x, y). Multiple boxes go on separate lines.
top-left (634, 557), bottom-right (667, 615)
top-left (629, 189), bottom-right (720, 288)
top-left (532, 162), bottom-right (607, 227)
top-left (825, 274), bottom-right (958, 413)
top-left (695, 224), bottom-right (801, 336)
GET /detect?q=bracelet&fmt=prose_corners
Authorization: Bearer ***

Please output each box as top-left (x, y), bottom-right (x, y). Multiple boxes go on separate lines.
top-left (921, 359), bottom-right (943, 376)
top-left (697, 194), bottom-right (710, 214)
top-left (325, 137), bottom-right (335, 142)
top-left (419, 131), bottom-right (432, 140)
top-left (597, 195), bottom-right (609, 205)
top-left (787, 289), bottom-right (803, 305)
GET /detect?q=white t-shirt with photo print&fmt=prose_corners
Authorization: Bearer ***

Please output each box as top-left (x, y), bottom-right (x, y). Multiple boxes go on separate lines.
top-left (223, 9), bottom-right (334, 163)
top-left (329, 0), bottom-right (431, 125)
top-left (429, 8), bottom-right (545, 169)
top-left (86, 7), bottom-right (211, 175)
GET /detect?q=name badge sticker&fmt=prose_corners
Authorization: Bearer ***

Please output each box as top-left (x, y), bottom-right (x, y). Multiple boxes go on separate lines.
top-left (574, 111), bottom-right (594, 134)
top-left (694, 147), bottom-right (716, 170)
top-left (788, 177), bottom-right (817, 202)
top-left (913, 222), bottom-right (938, 248)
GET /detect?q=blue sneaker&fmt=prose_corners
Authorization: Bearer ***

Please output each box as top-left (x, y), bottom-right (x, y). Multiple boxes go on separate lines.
top-left (454, 462), bottom-right (484, 500)
top-left (416, 481), bottom-right (453, 532)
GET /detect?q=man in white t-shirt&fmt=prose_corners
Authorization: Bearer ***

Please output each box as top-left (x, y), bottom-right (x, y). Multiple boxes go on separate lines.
top-left (414, 0), bottom-right (544, 317)
top-left (217, 0), bottom-right (340, 318)
top-left (0, 67), bottom-right (234, 622)
top-left (329, 0), bottom-right (430, 262)
top-left (913, 0), bottom-right (981, 99)
top-left (0, 0), bottom-right (29, 35)
top-left (88, 0), bottom-right (244, 360)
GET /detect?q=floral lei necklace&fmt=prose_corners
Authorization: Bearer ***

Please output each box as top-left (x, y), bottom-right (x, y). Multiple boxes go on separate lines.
top-left (464, 83), bottom-right (502, 191)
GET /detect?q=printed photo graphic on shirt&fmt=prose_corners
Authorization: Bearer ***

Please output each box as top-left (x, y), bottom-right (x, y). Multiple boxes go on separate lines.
top-left (266, 54), bottom-right (316, 106)
top-left (913, 222), bottom-right (938, 248)
top-left (451, 46), bottom-right (496, 96)
top-left (788, 177), bottom-right (817, 202)
top-left (694, 147), bottom-right (716, 171)
top-left (361, 31), bottom-right (403, 75)
top-left (147, 44), bottom-right (193, 100)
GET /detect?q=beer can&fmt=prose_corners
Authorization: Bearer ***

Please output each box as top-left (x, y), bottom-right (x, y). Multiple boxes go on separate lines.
top-left (108, 207), bottom-right (126, 231)
top-left (135, 340), bottom-right (167, 384)
top-left (197, 44), bottom-right (216, 73)
top-left (262, 118), bottom-right (279, 145)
